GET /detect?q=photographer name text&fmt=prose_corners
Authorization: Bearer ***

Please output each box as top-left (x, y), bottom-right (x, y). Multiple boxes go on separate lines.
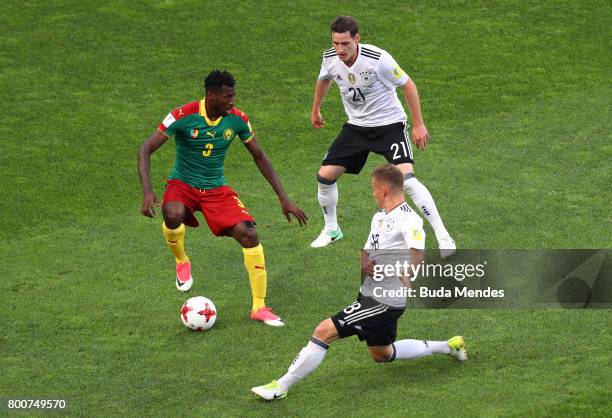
top-left (373, 286), bottom-right (505, 298)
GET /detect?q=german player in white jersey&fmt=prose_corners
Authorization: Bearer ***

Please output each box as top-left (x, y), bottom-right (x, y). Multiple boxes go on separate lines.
top-left (310, 16), bottom-right (455, 257)
top-left (252, 164), bottom-right (466, 401)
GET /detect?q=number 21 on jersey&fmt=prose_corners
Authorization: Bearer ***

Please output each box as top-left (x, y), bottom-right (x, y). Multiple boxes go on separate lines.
top-left (348, 87), bottom-right (365, 102)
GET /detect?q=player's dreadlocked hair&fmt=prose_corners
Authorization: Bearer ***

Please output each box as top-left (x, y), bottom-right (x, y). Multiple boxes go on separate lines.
top-left (331, 16), bottom-right (359, 37)
top-left (204, 70), bottom-right (235, 92)
top-left (372, 164), bottom-right (404, 192)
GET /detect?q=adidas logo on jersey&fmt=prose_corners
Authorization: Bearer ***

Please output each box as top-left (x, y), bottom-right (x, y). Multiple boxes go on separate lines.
top-left (400, 203), bottom-right (413, 213)
top-left (336, 74), bottom-right (342, 80)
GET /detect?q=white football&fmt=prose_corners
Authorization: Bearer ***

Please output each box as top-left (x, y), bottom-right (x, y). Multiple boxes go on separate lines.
top-left (181, 296), bottom-right (217, 331)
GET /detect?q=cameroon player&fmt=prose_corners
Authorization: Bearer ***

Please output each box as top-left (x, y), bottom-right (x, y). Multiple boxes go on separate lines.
top-left (138, 70), bottom-right (308, 326)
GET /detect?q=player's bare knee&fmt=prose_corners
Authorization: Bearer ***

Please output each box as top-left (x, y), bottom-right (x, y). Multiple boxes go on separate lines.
top-left (312, 323), bottom-right (329, 341)
top-left (317, 172), bottom-right (337, 185)
top-left (368, 349), bottom-right (391, 363)
top-left (162, 205), bottom-right (184, 229)
top-left (396, 163), bottom-right (414, 175)
top-left (317, 165), bottom-right (344, 183)
top-left (313, 319), bottom-right (336, 343)
top-left (370, 353), bottom-right (387, 363)
top-left (239, 225), bottom-right (259, 248)
top-left (367, 345), bottom-right (394, 363)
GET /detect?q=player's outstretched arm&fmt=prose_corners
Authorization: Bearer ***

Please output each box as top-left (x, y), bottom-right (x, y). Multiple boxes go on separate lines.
top-left (137, 130), bottom-right (168, 217)
top-left (311, 79), bottom-right (333, 128)
top-left (402, 79), bottom-right (429, 150)
top-left (243, 138), bottom-right (308, 226)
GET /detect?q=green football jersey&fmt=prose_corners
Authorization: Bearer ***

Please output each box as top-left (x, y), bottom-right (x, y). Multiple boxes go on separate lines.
top-left (158, 100), bottom-right (254, 189)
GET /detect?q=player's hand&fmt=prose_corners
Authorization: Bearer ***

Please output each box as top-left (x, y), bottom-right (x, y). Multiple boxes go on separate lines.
top-left (141, 193), bottom-right (161, 218)
top-left (311, 111), bottom-right (325, 129)
top-left (412, 123), bottom-right (429, 150)
top-left (361, 253), bottom-right (376, 277)
top-left (280, 199), bottom-right (308, 226)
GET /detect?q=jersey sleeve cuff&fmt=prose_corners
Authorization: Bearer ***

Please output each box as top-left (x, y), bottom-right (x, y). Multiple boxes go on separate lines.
top-left (157, 128), bottom-right (170, 138)
top-left (398, 75), bottom-right (410, 86)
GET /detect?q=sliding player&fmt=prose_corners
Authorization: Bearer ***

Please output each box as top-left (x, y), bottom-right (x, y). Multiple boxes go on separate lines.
top-left (252, 164), bottom-right (465, 399)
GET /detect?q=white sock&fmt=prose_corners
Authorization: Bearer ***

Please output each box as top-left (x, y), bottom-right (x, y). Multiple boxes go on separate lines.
top-left (392, 339), bottom-right (451, 360)
top-left (403, 176), bottom-right (449, 240)
top-left (277, 337), bottom-right (329, 391)
top-left (317, 180), bottom-right (339, 230)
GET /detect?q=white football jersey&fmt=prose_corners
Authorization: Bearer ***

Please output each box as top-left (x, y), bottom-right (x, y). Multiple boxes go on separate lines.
top-left (363, 202), bottom-right (426, 251)
top-left (318, 43), bottom-right (410, 127)
top-left (361, 202), bottom-right (425, 307)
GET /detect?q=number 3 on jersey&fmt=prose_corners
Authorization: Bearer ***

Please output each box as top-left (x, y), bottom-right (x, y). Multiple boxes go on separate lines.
top-left (202, 143), bottom-right (213, 157)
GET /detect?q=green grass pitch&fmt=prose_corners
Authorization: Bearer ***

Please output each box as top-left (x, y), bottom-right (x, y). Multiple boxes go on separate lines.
top-left (1, 0), bottom-right (610, 416)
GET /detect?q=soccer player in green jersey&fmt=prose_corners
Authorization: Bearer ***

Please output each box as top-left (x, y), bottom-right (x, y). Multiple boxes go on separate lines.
top-left (138, 70), bottom-right (308, 326)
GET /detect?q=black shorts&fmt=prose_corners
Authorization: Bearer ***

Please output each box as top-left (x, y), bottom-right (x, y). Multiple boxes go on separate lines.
top-left (331, 294), bottom-right (405, 347)
top-left (322, 122), bottom-right (414, 174)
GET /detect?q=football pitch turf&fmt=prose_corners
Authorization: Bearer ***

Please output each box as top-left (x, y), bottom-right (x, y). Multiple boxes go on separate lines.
top-left (1, 0), bottom-right (610, 416)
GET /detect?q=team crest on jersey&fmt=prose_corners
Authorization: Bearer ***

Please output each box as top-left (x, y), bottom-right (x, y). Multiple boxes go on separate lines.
top-left (190, 129), bottom-right (199, 138)
top-left (378, 219), bottom-right (384, 229)
top-left (360, 70), bottom-right (374, 83)
top-left (383, 219), bottom-right (396, 232)
top-left (348, 73), bottom-right (356, 84)
top-left (223, 128), bottom-right (234, 140)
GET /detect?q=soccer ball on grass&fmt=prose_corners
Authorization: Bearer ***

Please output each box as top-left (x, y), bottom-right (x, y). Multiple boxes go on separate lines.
top-left (181, 296), bottom-right (217, 331)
